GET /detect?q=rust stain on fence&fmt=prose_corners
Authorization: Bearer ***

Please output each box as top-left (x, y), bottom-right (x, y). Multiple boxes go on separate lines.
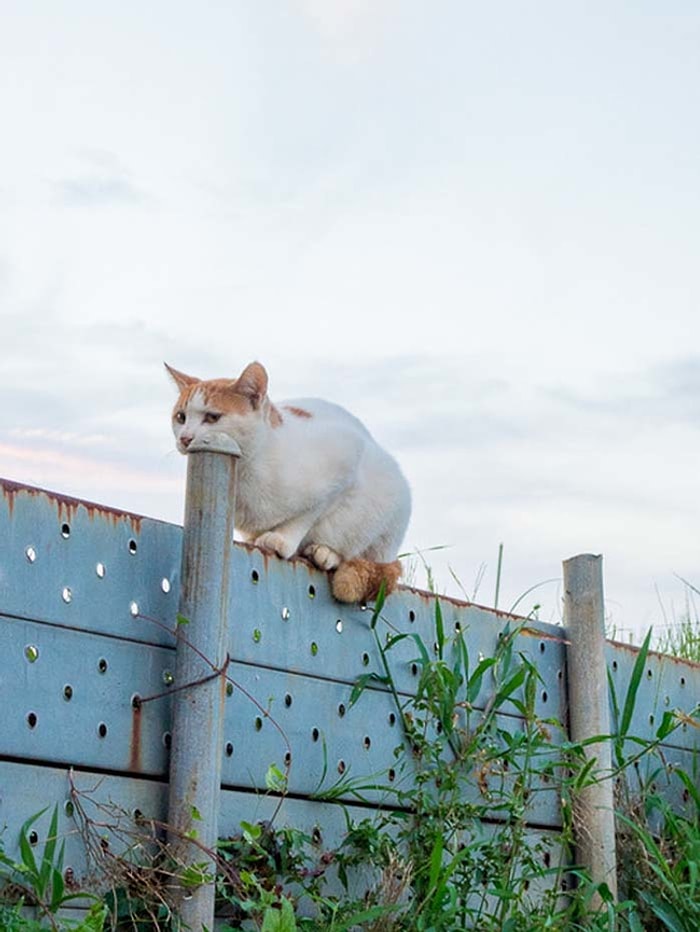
top-left (129, 700), bottom-right (143, 772)
top-left (1, 478), bottom-right (143, 532)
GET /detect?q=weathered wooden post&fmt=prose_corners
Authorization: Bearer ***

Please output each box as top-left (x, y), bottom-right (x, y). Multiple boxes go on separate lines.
top-left (167, 433), bottom-right (240, 930)
top-left (563, 553), bottom-right (618, 904)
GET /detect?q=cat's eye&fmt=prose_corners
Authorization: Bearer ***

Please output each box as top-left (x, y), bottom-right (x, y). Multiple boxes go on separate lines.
top-left (203, 412), bottom-right (222, 424)
top-left (174, 411), bottom-right (186, 424)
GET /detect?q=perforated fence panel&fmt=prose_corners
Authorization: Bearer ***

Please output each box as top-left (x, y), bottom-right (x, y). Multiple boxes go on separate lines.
top-left (1, 477), bottom-right (698, 910)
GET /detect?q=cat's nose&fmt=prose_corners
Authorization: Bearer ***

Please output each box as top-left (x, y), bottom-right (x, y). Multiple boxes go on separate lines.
top-left (181, 435), bottom-right (193, 448)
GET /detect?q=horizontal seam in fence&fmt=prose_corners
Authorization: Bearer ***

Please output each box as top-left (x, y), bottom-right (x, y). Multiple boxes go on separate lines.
top-left (219, 782), bottom-right (563, 830)
top-left (0, 611), bottom-right (175, 651)
top-left (0, 753), bottom-right (168, 785)
top-left (228, 656), bottom-right (567, 728)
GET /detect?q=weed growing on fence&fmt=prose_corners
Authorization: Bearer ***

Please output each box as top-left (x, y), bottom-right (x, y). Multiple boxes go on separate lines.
top-left (2, 591), bottom-right (699, 931)
top-left (0, 805), bottom-right (106, 930)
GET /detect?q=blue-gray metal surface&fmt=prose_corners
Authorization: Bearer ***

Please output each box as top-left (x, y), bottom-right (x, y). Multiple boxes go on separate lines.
top-left (0, 759), bottom-right (568, 914)
top-left (1, 476), bottom-right (698, 904)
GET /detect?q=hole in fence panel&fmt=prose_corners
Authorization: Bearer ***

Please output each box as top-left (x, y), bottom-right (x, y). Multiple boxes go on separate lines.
top-left (409, 610), bottom-right (416, 623)
top-left (161, 578), bottom-right (171, 593)
top-left (362, 652), bottom-right (370, 666)
top-left (62, 587), bottom-right (73, 604)
top-left (337, 703), bottom-right (346, 718)
top-left (25, 546), bottom-right (37, 563)
top-left (281, 607), bottom-right (290, 621)
top-left (680, 676), bottom-right (686, 687)
top-left (251, 570), bottom-right (259, 584)
top-left (388, 712), bottom-right (396, 726)
top-left (129, 601), bottom-right (139, 617)
top-left (311, 827), bottom-right (322, 845)
top-left (226, 682), bottom-right (234, 697)
top-left (163, 732), bottom-right (172, 750)
top-left (225, 742), bottom-right (233, 757)
top-left (253, 628), bottom-right (262, 643)
top-left (541, 690), bottom-right (548, 704)
top-left (131, 694), bottom-right (142, 710)
top-left (95, 562), bottom-right (106, 578)
top-left (310, 641), bottom-right (318, 656)
top-left (611, 660), bottom-right (618, 672)
top-left (27, 711), bottom-right (37, 729)
top-left (284, 751), bottom-right (292, 766)
top-left (98, 658), bottom-right (108, 674)
top-left (128, 539), bottom-right (138, 555)
top-left (454, 622), bottom-right (462, 634)
top-left (543, 851), bottom-right (551, 868)
top-left (312, 727), bottom-right (319, 742)
top-left (411, 663), bottom-right (419, 677)
top-left (539, 641), bottom-right (546, 653)
top-left (308, 585), bottom-right (316, 599)
top-left (335, 619), bottom-right (343, 633)
top-left (63, 685), bottom-right (73, 701)
top-left (64, 800), bottom-right (74, 817)
top-left (284, 693), bottom-right (293, 708)
top-left (647, 668), bottom-right (653, 679)
top-left (61, 523), bottom-right (70, 539)
top-left (162, 670), bottom-right (174, 686)
top-left (649, 714), bottom-right (654, 725)
top-left (25, 645), bottom-right (39, 663)
top-left (337, 760), bottom-right (346, 774)
top-left (98, 722), bottom-right (108, 738)
top-left (254, 717), bottom-right (263, 731)
top-left (363, 736), bottom-right (371, 750)
top-left (557, 669), bottom-right (563, 680)
top-left (29, 831), bottom-right (39, 846)
top-left (388, 768), bottom-right (396, 782)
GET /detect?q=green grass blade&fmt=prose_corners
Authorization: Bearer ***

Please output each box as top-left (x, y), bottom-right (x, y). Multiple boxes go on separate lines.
top-left (434, 598), bottom-right (445, 660)
top-left (620, 629), bottom-right (653, 738)
top-left (39, 805), bottom-right (60, 896)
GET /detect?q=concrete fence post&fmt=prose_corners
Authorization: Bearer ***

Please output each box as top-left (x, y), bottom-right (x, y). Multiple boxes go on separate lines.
top-left (563, 553), bottom-right (618, 904)
top-left (167, 433), bottom-right (240, 930)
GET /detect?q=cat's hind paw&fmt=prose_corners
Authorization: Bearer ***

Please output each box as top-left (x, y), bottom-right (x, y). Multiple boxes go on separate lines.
top-left (303, 543), bottom-right (343, 571)
top-left (254, 531), bottom-right (297, 560)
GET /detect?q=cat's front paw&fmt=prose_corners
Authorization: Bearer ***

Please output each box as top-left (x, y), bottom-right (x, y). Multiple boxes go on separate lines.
top-left (254, 531), bottom-right (297, 560)
top-left (303, 543), bottom-right (342, 571)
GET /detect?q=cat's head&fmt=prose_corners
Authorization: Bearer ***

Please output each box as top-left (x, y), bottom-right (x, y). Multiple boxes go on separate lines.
top-left (165, 361), bottom-right (271, 454)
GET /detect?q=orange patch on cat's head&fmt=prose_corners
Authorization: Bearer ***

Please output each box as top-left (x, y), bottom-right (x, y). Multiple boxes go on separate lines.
top-left (166, 361), bottom-right (274, 419)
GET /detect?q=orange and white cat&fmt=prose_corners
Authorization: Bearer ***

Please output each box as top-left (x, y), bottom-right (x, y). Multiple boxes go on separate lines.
top-left (166, 361), bottom-right (411, 603)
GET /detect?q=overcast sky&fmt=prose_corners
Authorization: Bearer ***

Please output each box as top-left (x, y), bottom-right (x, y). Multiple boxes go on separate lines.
top-left (2, 2), bottom-right (700, 638)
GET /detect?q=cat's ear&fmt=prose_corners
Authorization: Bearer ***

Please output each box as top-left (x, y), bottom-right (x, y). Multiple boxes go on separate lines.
top-left (236, 361), bottom-right (268, 409)
top-left (164, 363), bottom-right (199, 391)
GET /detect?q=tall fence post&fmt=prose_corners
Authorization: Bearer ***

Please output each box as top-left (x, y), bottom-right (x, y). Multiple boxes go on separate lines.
top-left (167, 433), bottom-right (240, 930)
top-left (563, 553), bottom-right (618, 904)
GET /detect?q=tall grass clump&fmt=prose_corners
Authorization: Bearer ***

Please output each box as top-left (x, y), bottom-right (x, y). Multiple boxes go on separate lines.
top-left (2, 587), bottom-right (698, 930)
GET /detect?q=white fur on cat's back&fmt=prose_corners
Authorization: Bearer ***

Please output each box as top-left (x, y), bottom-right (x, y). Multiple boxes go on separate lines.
top-left (234, 396), bottom-right (411, 565)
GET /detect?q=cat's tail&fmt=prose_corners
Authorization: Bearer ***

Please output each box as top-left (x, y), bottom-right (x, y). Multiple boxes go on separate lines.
top-left (331, 558), bottom-right (402, 604)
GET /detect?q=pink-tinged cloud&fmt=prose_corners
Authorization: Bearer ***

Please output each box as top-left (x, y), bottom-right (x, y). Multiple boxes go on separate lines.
top-left (0, 442), bottom-right (181, 497)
